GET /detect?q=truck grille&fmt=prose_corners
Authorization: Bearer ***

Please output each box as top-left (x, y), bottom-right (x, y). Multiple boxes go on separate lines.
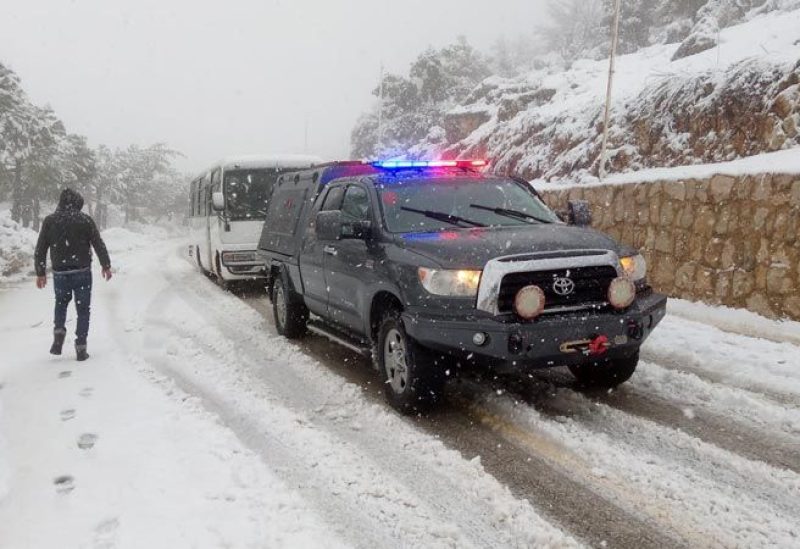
top-left (497, 266), bottom-right (618, 314)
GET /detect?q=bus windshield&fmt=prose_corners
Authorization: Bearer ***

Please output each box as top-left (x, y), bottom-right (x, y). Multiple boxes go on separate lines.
top-left (224, 169), bottom-right (279, 220)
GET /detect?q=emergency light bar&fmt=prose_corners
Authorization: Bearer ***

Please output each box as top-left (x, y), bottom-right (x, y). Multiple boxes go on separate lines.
top-left (371, 159), bottom-right (488, 169)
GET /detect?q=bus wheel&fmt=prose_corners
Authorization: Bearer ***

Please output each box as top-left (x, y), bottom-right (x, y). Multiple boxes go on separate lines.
top-left (215, 253), bottom-right (230, 291)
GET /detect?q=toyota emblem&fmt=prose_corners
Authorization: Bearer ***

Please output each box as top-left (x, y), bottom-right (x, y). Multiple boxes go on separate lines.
top-left (552, 277), bottom-right (576, 296)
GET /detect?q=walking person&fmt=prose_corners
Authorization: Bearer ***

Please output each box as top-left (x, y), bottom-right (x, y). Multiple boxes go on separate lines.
top-left (34, 188), bottom-right (112, 361)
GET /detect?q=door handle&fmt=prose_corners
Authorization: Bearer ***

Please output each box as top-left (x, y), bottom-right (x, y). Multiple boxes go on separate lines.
top-left (323, 246), bottom-right (338, 256)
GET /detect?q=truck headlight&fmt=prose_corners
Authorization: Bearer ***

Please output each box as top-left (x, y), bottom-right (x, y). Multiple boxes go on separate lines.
top-left (418, 268), bottom-right (482, 297)
top-left (620, 254), bottom-right (647, 281)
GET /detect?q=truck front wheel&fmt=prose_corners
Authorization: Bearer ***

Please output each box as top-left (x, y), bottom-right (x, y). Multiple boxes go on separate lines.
top-left (375, 311), bottom-right (444, 414)
top-left (569, 351), bottom-right (639, 388)
top-left (272, 271), bottom-right (308, 339)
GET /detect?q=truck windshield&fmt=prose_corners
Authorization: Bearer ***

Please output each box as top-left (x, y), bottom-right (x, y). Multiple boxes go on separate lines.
top-left (378, 177), bottom-right (559, 233)
top-left (224, 169), bottom-right (279, 220)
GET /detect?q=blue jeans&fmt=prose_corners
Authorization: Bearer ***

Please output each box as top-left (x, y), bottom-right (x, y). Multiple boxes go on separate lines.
top-left (53, 269), bottom-right (93, 346)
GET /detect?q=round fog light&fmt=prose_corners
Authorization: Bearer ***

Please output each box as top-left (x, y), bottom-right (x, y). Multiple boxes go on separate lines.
top-left (514, 285), bottom-right (546, 320)
top-left (608, 277), bottom-right (636, 309)
top-left (472, 332), bottom-right (488, 346)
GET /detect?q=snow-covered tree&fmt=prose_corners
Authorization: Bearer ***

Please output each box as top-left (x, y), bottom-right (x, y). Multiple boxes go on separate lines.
top-left (351, 38), bottom-right (490, 159)
top-left (540, 0), bottom-right (607, 65)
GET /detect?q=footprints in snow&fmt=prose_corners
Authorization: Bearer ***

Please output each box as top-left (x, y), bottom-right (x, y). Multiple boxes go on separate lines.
top-left (60, 409), bottom-right (76, 421)
top-left (54, 475), bottom-right (75, 494)
top-left (78, 433), bottom-right (99, 450)
top-left (55, 369), bottom-right (99, 495)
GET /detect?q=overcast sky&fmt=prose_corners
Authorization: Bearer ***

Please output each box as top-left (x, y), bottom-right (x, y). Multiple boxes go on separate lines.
top-left (2, 0), bottom-right (548, 172)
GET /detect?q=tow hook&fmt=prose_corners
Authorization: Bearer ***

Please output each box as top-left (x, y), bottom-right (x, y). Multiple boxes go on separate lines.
top-left (559, 335), bottom-right (611, 356)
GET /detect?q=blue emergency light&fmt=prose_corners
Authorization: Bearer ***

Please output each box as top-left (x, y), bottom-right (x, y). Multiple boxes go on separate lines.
top-left (371, 159), bottom-right (487, 169)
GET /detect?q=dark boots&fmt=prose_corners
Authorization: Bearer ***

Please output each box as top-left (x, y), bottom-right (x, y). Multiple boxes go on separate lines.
top-left (50, 329), bottom-right (67, 355)
top-left (76, 344), bottom-right (89, 362)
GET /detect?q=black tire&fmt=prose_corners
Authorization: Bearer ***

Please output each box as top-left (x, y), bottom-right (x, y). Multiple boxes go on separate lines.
top-left (196, 246), bottom-right (208, 274)
top-left (272, 270), bottom-right (308, 339)
top-left (569, 351), bottom-right (639, 388)
top-left (214, 253), bottom-right (231, 291)
top-left (374, 310), bottom-right (445, 414)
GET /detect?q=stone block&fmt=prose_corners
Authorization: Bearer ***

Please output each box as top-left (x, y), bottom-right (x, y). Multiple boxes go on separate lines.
top-left (709, 175), bottom-right (735, 202)
top-left (752, 176), bottom-right (772, 201)
top-left (720, 241), bottom-right (736, 270)
top-left (649, 199), bottom-right (661, 224)
top-left (647, 181), bottom-right (663, 199)
top-left (693, 205), bottom-right (715, 236)
top-left (753, 208), bottom-right (771, 232)
top-left (766, 266), bottom-right (793, 295)
top-left (716, 271), bottom-right (732, 300)
top-left (660, 201), bottom-right (676, 227)
top-left (736, 177), bottom-right (753, 200)
top-left (785, 296), bottom-right (800, 319)
top-left (746, 294), bottom-right (776, 318)
top-left (678, 205), bottom-right (694, 229)
top-left (733, 270), bottom-right (755, 298)
top-left (651, 256), bottom-right (676, 290)
top-left (675, 263), bottom-right (696, 290)
top-left (655, 230), bottom-right (673, 254)
top-left (663, 181), bottom-right (686, 201)
top-left (695, 267), bottom-right (715, 296)
top-left (791, 180), bottom-right (800, 207)
top-left (705, 239), bottom-right (724, 267)
top-left (713, 208), bottom-right (733, 235)
top-left (634, 183), bottom-right (649, 205)
top-left (644, 227), bottom-right (656, 251)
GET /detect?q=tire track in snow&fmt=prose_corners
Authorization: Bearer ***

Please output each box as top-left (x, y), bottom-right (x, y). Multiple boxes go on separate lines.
top-left (493, 369), bottom-right (800, 475)
top-left (454, 382), bottom-right (800, 549)
top-left (230, 296), bottom-right (686, 549)
top-left (164, 245), bottom-right (798, 548)
top-left (472, 378), bottom-right (800, 513)
top-left (143, 251), bottom-right (579, 549)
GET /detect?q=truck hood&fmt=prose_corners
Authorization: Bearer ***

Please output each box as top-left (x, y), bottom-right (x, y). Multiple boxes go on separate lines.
top-left (396, 224), bottom-right (623, 269)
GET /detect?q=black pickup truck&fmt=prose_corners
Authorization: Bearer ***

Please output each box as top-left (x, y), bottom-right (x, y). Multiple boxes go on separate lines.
top-left (257, 161), bottom-right (667, 413)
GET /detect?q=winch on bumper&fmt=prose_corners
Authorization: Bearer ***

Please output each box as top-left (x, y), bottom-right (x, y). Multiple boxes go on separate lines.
top-left (402, 291), bottom-right (667, 372)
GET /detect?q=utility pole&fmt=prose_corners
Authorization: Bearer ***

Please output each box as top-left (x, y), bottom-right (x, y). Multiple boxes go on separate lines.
top-left (599, 0), bottom-right (622, 181)
top-left (376, 62), bottom-right (385, 155)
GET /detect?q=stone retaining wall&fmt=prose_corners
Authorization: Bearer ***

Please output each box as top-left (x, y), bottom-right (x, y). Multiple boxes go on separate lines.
top-left (543, 174), bottom-right (800, 320)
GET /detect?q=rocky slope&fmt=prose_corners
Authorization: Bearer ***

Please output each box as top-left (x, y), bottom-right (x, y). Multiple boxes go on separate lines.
top-left (413, 6), bottom-right (800, 183)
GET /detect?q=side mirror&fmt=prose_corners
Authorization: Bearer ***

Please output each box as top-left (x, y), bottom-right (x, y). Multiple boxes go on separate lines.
top-left (568, 200), bottom-right (592, 227)
top-left (211, 191), bottom-right (225, 212)
top-left (316, 210), bottom-right (343, 241)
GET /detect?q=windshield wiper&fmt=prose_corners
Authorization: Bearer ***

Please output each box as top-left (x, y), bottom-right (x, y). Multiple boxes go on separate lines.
top-left (469, 204), bottom-right (553, 224)
top-left (400, 206), bottom-right (486, 228)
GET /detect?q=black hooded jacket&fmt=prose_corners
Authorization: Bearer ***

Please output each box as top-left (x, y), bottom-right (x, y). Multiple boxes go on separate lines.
top-left (34, 189), bottom-right (111, 277)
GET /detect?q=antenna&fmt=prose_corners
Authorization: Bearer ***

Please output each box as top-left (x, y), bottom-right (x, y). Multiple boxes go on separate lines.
top-left (599, 0), bottom-right (621, 181)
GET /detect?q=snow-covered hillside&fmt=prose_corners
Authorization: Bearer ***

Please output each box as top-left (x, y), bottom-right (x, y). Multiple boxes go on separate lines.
top-left (0, 210), bottom-right (38, 282)
top-left (420, 5), bottom-right (800, 182)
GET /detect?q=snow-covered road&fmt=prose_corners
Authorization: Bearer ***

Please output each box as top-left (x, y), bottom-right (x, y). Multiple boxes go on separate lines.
top-left (1, 231), bottom-right (798, 548)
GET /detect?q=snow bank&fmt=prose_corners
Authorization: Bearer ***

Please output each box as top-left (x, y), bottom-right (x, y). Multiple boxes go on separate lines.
top-left (0, 210), bottom-right (38, 282)
top-left (540, 147), bottom-right (800, 189)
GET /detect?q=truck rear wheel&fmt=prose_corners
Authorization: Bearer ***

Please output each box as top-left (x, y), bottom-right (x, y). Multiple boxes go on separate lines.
top-left (569, 351), bottom-right (639, 388)
top-left (272, 271), bottom-right (308, 339)
top-left (375, 311), bottom-right (444, 414)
